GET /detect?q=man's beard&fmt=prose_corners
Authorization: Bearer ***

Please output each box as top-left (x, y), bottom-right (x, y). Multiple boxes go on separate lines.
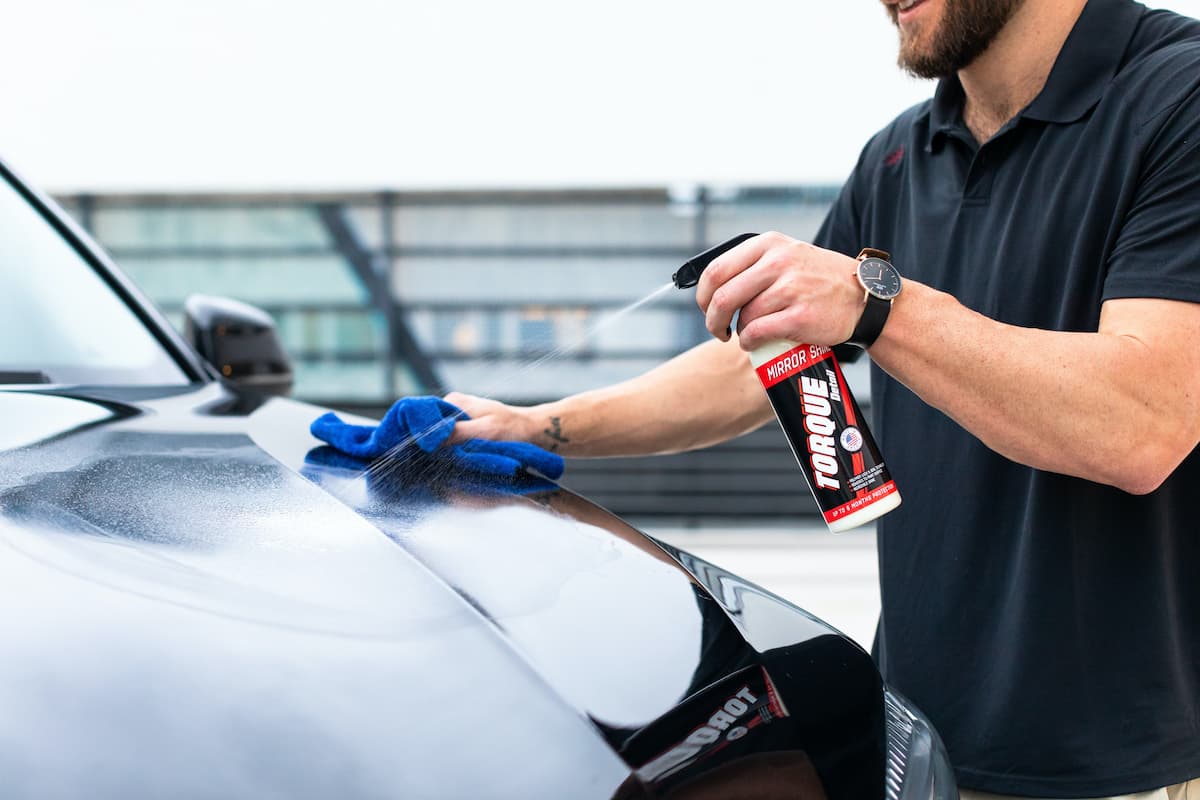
top-left (891, 0), bottom-right (1025, 79)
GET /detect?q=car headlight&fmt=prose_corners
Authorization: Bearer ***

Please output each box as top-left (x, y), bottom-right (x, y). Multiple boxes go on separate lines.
top-left (884, 688), bottom-right (959, 800)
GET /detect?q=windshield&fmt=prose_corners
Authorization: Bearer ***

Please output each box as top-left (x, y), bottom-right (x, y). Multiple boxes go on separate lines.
top-left (0, 171), bottom-right (188, 386)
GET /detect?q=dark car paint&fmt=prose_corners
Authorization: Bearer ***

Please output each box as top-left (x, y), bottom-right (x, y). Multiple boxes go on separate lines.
top-left (0, 154), bottom-right (888, 797)
top-left (0, 383), bottom-right (885, 797)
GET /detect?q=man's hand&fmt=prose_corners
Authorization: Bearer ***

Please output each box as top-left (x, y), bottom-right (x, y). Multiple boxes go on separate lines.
top-left (688, 232), bottom-right (1200, 493)
top-left (443, 392), bottom-right (545, 447)
top-left (696, 231), bottom-right (866, 350)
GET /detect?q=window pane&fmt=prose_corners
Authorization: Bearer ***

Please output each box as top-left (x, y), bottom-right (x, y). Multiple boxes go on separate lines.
top-left (0, 176), bottom-right (185, 385)
top-left (120, 256), bottom-right (365, 306)
top-left (392, 256), bottom-right (677, 304)
top-left (92, 207), bottom-right (330, 249)
top-left (392, 201), bottom-right (692, 247)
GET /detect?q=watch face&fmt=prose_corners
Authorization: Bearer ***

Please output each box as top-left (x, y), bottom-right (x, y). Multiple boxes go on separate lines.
top-left (857, 257), bottom-right (902, 300)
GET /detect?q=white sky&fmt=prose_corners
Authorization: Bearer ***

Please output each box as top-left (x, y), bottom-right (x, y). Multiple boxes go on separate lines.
top-left (4, 0), bottom-right (1199, 193)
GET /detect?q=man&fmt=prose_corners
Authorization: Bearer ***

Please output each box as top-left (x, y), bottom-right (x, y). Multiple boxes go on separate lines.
top-left (446, 0), bottom-right (1200, 796)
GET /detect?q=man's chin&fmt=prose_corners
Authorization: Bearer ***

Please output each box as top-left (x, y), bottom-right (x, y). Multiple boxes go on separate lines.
top-left (894, 0), bottom-right (1025, 80)
top-left (896, 33), bottom-right (946, 79)
top-left (899, 62), bottom-right (948, 80)
top-left (898, 53), bottom-right (956, 80)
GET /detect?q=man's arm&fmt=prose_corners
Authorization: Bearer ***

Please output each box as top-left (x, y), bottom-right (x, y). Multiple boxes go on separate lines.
top-left (870, 288), bottom-right (1200, 495)
top-left (699, 232), bottom-right (1200, 495)
top-left (446, 333), bottom-right (774, 457)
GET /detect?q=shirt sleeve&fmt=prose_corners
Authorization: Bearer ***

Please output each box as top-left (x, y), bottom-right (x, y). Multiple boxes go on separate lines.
top-left (813, 154), bottom-right (867, 259)
top-left (1103, 83), bottom-right (1200, 304)
top-left (815, 136), bottom-right (883, 362)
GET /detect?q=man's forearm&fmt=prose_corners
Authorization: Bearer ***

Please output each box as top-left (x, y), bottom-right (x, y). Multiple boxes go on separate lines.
top-left (526, 336), bottom-right (773, 458)
top-left (870, 282), bottom-right (1200, 494)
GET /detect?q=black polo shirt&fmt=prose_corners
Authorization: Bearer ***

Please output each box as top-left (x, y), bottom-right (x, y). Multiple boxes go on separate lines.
top-left (814, 0), bottom-right (1200, 795)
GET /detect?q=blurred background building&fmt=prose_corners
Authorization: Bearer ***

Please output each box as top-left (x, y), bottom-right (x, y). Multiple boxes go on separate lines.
top-left (52, 185), bottom-right (859, 522)
top-left (55, 186), bottom-right (839, 404)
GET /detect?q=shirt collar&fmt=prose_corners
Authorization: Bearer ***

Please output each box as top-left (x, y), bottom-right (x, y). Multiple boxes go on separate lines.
top-left (923, 0), bottom-right (1145, 150)
top-left (926, 76), bottom-right (966, 151)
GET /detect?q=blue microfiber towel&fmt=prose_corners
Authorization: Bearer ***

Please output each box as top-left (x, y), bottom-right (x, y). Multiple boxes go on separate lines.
top-left (310, 396), bottom-right (564, 480)
top-left (302, 445), bottom-right (558, 504)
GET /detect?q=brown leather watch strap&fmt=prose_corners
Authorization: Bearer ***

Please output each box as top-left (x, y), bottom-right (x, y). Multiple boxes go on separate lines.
top-left (857, 247), bottom-right (891, 261)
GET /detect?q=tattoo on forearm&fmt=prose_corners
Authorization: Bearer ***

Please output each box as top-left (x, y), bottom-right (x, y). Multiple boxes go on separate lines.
top-left (543, 416), bottom-right (570, 452)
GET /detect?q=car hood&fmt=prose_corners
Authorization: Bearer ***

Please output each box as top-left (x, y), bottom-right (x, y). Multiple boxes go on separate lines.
top-left (0, 384), bottom-right (883, 799)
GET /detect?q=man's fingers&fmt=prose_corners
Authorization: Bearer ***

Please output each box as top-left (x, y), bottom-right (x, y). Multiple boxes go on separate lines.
top-left (694, 233), bottom-right (777, 311)
top-left (443, 392), bottom-right (495, 444)
top-left (443, 391), bottom-right (483, 413)
top-left (448, 416), bottom-right (496, 444)
top-left (737, 308), bottom-right (806, 352)
top-left (736, 286), bottom-right (796, 338)
top-left (443, 391), bottom-right (538, 445)
top-left (703, 262), bottom-right (779, 341)
top-left (445, 391), bottom-right (507, 422)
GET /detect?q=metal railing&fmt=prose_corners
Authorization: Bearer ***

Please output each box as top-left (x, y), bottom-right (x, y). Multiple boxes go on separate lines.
top-left (55, 186), bottom-right (838, 408)
top-left (54, 186), bottom-right (842, 520)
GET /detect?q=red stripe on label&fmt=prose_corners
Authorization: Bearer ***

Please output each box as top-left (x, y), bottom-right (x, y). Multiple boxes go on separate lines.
top-left (831, 356), bottom-right (856, 427)
top-left (822, 480), bottom-right (898, 523)
top-left (830, 353), bottom-right (868, 496)
top-left (754, 344), bottom-right (834, 388)
top-left (761, 667), bottom-right (788, 718)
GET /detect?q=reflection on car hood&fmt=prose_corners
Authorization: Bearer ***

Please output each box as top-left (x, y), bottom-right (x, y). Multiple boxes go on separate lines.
top-left (0, 384), bottom-right (884, 799)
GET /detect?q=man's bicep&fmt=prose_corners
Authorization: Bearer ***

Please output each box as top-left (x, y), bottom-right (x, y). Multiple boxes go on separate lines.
top-left (1099, 296), bottom-right (1200, 354)
top-left (1098, 296), bottom-right (1200, 437)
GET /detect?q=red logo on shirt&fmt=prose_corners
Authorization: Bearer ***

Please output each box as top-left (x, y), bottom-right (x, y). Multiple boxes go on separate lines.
top-left (884, 146), bottom-right (905, 167)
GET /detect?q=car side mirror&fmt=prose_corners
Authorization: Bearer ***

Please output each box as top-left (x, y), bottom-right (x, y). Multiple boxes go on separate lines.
top-left (183, 294), bottom-right (294, 397)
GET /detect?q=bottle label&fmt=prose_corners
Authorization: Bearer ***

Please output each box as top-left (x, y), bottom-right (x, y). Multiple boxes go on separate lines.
top-left (756, 344), bottom-right (897, 525)
top-left (625, 665), bottom-right (790, 790)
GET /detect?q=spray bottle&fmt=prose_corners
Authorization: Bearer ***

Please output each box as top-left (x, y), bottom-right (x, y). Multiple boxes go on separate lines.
top-left (672, 233), bottom-right (900, 532)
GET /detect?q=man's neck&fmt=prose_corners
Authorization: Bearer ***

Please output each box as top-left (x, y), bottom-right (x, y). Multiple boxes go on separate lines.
top-left (958, 0), bottom-right (1088, 143)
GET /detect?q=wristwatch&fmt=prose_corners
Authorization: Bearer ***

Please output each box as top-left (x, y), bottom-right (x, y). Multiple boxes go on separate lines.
top-left (846, 248), bottom-right (902, 349)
